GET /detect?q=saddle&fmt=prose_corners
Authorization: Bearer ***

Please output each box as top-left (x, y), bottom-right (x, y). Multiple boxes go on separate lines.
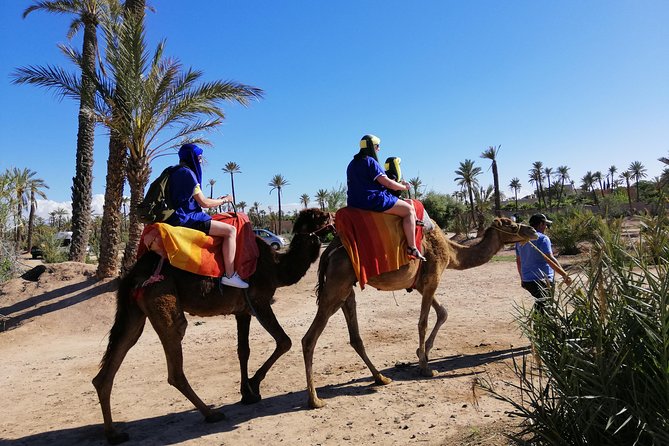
top-left (138, 213), bottom-right (259, 279)
top-left (335, 200), bottom-right (426, 289)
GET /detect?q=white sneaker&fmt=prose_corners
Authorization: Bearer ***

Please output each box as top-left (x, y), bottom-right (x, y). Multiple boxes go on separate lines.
top-left (220, 272), bottom-right (249, 289)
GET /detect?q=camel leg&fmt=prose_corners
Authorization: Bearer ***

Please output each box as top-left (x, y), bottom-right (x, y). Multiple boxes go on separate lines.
top-left (239, 304), bottom-right (292, 404)
top-left (416, 291), bottom-right (437, 377)
top-left (424, 297), bottom-right (448, 359)
top-left (235, 313), bottom-right (254, 403)
top-left (302, 292), bottom-right (346, 409)
top-left (143, 295), bottom-right (225, 423)
top-left (341, 291), bottom-right (392, 386)
top-left (92, 302), bottom-right (147, 445)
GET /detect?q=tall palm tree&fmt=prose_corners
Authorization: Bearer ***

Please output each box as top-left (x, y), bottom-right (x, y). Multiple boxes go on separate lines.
top-left (18, 0), bottom-right (107, 261)
top-left (9, 168), bottom-right (31, 250)
top-left (300, 193), bottom-right (310, 208)
top-left (509, 177), bottom-right (522, 211)
top-left (222, 162), bottom-right (241, 204)
top-left (528, 162), bottom-right (545, 210)
top-left (555, 165), bottom-right (570, 209)
top-left (315, 189), bottom-right (328, 211)
top-left (208, 179), bottom-right (216, 199)
top-left (543, 166), bottom-right (553, 210)
top-left (480, 145), bottom-right (501, 216)
top-left (237, 201), bottom-right (247, 213)
top-left (620, 171), bottom-right (634, 212)
top-left (454, 159), bottom-right (481, 228)
top-left (268, 174), bottom-right (289, 233)
top-left (408, 177), bottom-right (423, 200)
top-left (628, 161), bottom-right (647, 202)
top-left (608, 165), bottom-right (618, 189)
top-left (25, 175), bottom-right (49, 252)
top-left (593, 171), bottom-right (605, 198)
top-left (54, 208), bottom-right (69, 231)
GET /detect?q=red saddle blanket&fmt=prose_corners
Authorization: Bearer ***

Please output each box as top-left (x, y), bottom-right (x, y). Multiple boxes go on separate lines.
top-left (137, 213), bottom-right (259, 279)
top-left (335, 200), bottom-right (425, 289)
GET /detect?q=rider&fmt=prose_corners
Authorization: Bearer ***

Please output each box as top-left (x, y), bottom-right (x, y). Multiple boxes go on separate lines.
top-left (346, 134), bottom-right (426, 261)
top-left (165, 143), bottom-right (249, 288)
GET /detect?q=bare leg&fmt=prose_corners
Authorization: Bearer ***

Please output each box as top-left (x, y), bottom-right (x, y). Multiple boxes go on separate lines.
top-left (209, 220), bottom-right (237, 277)
top-left (384, 199), bottom-right (418, 250)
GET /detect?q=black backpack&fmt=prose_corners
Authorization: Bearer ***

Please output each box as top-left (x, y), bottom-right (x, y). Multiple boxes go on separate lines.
top-left (137, 166), bottom-right (177, 224)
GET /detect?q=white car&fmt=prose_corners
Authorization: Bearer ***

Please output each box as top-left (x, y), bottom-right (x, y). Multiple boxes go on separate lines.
top-left (253, 229), bottom-right (287, 250)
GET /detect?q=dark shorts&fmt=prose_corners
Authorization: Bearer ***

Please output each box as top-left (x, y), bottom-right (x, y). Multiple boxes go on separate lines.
top-left (188, 219), bottom-right (211, 234)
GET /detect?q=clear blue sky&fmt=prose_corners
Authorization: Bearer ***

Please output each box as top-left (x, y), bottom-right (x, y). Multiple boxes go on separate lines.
top-left (1, 1), bottom-right (668, 217)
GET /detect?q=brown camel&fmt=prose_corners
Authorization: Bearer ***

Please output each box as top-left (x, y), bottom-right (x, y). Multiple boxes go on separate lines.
top-left (302, 216), bottom-right (537, 408)
top-left (92, 208), bottom-right (333, 444)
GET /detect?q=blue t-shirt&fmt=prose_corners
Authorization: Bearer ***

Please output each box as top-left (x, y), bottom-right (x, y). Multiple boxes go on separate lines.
top-left (165, 166), bottom-right (211, 228)
top-left (515, 233), bottom-right (554, 282)
top-left (346, 156), bottom-right (398, 212)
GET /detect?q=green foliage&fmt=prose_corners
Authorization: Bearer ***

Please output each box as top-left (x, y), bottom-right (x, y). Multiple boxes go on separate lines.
top-left (0, 241), bottom-right (18, 283)
top-left (549, 208), bottom-right (601, 255)
top-left (422, 191), bottom-right (466, 230)
top-left (485, 224), bottom-right (669, 445)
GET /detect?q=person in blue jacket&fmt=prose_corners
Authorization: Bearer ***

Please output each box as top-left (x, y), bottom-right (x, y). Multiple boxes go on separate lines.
top-left (346, 134), bottom-right (426, 261)
top-left (166, 143), bottom-right (248, 288)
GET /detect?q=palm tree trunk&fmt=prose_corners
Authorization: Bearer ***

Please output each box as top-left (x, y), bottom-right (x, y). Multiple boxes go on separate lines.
top-left (26, 192), bottom-right (36, 252)
top-left (96, 136), bottom-right (127, 278)
top-left (492, 161), bottom-right (501, 216)
top-left (467, 185), bottom-right (476, 229)
top-left (69, 20), bottom-right (97, 262)
top-left (121, 155), bottom-right (150, 275)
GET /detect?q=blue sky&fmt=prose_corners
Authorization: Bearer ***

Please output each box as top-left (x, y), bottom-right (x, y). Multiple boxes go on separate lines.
top-left (1, 1), bottom-right (668, 218)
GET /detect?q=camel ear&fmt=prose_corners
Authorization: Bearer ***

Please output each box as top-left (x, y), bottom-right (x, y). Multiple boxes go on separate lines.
top-left (492, 218), bottom-right (501, 228)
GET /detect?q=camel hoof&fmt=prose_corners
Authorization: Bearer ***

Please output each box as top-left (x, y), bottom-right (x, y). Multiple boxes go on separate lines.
top-left (241, 392), bottom-right (262, 405)
top-left (419, 368), bottom-right (437, 378)
top-left (205, 411), bottom-right (226, 423)
top-left (106, 431), bottom-right (130, 445)
top-left (240, 381), bottom-right (262, 404)
top-left (374, 374), bottom-right (392, 386)
top-left (308, 397), bottom-right (326, 409)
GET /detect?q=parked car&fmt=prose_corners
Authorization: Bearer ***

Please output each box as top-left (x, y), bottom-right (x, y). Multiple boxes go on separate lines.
top-left (30, 231), bottom-right (89, 259)
top-left (253, 228), bottom-right (287, 250)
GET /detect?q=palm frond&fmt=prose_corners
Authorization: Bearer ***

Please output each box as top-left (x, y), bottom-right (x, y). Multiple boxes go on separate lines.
top-left (11, 65), bottom-right (82, 101)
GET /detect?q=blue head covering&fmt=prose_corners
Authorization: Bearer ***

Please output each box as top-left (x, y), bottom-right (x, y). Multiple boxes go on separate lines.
top-left (178, 143), bottom-right (203, 185)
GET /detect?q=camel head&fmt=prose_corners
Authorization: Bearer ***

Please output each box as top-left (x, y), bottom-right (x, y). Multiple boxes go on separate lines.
top-left (292, 208), bottom-right (335, 237)
top-left (490, 217), bottom-right (538, 244)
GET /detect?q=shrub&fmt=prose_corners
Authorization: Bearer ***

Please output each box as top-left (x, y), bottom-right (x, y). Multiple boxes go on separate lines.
top-left (484, 223), bottom-right (669, 445)
top-left (549, 209), bottom-right (601, 255)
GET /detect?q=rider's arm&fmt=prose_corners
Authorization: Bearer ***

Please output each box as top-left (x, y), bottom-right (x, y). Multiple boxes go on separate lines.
top-left (376, 174), bottom-right (409, 192)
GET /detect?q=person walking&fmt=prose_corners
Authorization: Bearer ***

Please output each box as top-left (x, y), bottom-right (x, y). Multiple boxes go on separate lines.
top-left (515, 213), bottom-right (571, 311)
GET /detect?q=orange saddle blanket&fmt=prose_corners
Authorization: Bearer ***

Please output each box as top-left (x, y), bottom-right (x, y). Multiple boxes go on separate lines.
top-left (335, 200), bottom-right (425, 289)
top-left (138, 213), bottom-right (259, 279)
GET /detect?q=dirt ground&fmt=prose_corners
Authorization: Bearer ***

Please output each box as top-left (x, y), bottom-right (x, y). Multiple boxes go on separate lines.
top-left (0, 245), bottom-right (544, 446)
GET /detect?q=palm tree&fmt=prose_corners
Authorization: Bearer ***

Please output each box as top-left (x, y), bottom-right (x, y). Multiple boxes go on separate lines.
top-left (222, 162), bottom-right (241, 204)
top-left (300, 193), bottom-right (310, 208)
top-left (593, 171), bottom-right (605, 198)
top-left (555, 165), bottom-right (570, 209)
top-left (581, 171), bottom-right (599, 206)
top-left (315, 189), bottom-right (328, 211)
top-left (628, 161), bottom-right (647, 202)
top-left (208, 179), bottom-right (216, 199)
top-left (454, 159), bottom-right (481, 228)
top-left (237, 201), bottom-right (247, 213)
top-left (54, 208), bottom-right (69, 231)
top-left (408, 177), bottom-right (424, 200)
top-left (25, 175), bottom-right (49, 252)
top-left (269, 174), bottom-right (289, 233)
top-left (528, 162), bottom-right (545, 210)
top-left (8, 168), bottom-right (31, 250)
top-left (18, 0), bottom-right (106, 262)
top-left (543, 166), bottom-right (553, 210)
top-left (620, 171), bottom-right (634, 212)
top-left (480, 145), bottom-right (501, 216)
top-left (608, 165), bottom-right (618, 189)
top-left (509, 177), bottom-right (522, 211)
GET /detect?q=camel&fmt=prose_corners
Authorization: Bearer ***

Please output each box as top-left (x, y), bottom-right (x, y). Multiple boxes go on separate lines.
top-left (92, 208), bottom-right (333, 444)
top-left (302, 216), bottom-right (537, 408)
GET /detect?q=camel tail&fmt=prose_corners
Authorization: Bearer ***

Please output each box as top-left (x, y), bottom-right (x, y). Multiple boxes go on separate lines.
top-left (98, 253), bottom-right (157, 368)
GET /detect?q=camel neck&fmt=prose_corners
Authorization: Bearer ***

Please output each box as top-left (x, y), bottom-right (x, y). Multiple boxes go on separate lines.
top-left (450, 228), bottom-right (502, 270)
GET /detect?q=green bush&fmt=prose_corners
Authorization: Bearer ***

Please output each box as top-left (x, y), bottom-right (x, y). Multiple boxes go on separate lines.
top-left (549, 209), bottom-right (601, 255)
top-left (485, 223), bottom-right (669, 445)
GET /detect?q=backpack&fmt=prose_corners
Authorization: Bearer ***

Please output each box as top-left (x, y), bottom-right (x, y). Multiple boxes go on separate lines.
top-left (137, 166), bottom-right (177, 224)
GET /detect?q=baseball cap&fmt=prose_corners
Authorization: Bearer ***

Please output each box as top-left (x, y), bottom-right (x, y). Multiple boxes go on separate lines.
top-left (529, 213), bottom-right (552, 227)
